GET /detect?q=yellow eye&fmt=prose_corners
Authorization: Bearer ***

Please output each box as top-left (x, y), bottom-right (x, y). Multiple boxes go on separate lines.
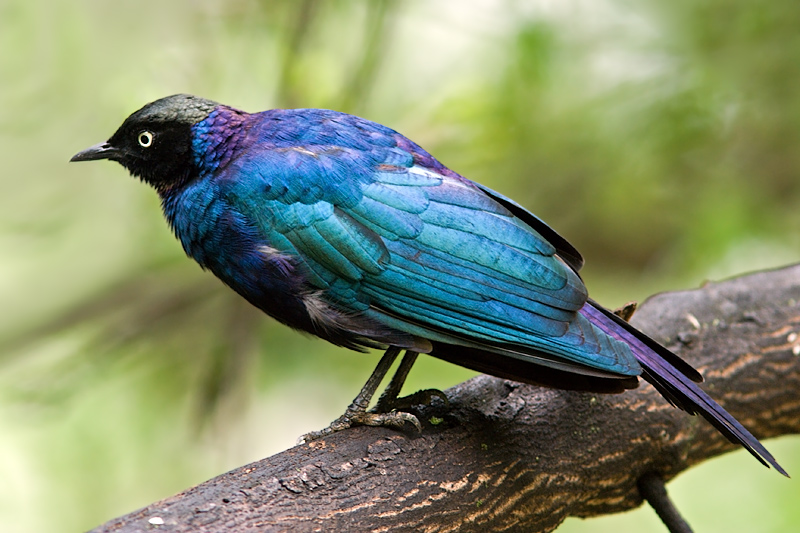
top-left (138, 131), bottom-right (154, 147)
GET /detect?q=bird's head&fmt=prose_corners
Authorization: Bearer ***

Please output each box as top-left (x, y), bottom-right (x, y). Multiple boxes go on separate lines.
top-left (71, 94), bottom-right (219, 190)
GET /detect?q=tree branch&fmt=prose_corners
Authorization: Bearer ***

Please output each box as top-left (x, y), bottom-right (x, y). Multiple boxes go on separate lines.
top-left (91, 264), bottom-right (800, 533)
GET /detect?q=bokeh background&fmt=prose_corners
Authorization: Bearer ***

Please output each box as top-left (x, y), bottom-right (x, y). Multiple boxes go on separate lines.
top-left (2, 1), bottom-right (799, 531)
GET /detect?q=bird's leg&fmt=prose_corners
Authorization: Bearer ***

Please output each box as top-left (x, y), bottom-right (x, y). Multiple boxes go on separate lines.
top-left (374, 350), bottom-right (418, 411)
top-left (374, 351), bottom-right (448, 413)
top-left (298, 346), bottom-right (421, 443)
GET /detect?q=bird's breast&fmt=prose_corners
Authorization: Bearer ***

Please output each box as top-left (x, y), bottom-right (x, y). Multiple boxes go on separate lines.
top-left (163, 180), bottom-right (288, 286)
top-left (160, 179), bottom-right (379, 341)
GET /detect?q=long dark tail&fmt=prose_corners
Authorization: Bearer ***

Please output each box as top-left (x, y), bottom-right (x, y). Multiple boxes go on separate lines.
top-left (582, 300), bottom-right (787, 476)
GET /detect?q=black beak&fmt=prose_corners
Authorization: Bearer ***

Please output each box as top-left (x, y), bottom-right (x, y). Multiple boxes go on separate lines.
top-left (70, 142), bottom-right (119, 162)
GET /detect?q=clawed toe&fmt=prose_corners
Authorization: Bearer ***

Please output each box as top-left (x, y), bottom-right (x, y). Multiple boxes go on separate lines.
top-left (298, 408), bottom-right (422, 444)
top-left (298, 348), bottom-right (445, 444)
top-left (356, 410), bottom-right (422, 432)
top-left (375, 388), bottom-right (449, 413)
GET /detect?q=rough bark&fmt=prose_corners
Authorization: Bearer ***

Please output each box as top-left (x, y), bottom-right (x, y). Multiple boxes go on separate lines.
top-left (91, 264), bottom-right (800, 533)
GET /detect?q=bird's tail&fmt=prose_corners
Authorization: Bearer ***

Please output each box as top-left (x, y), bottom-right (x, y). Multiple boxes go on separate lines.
top-left (581, 300), bottom-right (787, 476)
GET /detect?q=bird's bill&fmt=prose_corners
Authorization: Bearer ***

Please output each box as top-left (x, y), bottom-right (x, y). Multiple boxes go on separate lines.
top-left (70, 142), bottom-right (118, 162)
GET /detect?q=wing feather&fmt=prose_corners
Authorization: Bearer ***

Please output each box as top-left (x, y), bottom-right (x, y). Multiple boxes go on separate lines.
top-left (226, 141), bottom-right (639, 377)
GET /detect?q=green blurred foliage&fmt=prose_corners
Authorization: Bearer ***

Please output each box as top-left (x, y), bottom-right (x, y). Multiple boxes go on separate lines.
top-left (0, 0), bottom-right (798, 531)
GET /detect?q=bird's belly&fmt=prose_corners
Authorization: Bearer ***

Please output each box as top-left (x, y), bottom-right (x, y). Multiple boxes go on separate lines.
top-left (167, 191), bottom-right (318, 333)
top-left (202, 236), bottom-right (318, 333)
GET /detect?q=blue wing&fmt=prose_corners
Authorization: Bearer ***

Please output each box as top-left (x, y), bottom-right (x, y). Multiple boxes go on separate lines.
top-left (219, 112), bottom-right (641, 378)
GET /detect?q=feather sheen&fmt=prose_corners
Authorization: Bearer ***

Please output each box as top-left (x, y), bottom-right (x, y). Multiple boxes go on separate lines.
top-left (83, 96), bottom-right (781, 474)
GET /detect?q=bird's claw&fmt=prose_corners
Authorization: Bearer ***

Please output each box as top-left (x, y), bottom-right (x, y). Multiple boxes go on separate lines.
top-left (298, 407), bottom-right (422, 444)
top-left (358, 410), bottom-right (423, 432)
top-left (375, 388), bottom-right (449, 413)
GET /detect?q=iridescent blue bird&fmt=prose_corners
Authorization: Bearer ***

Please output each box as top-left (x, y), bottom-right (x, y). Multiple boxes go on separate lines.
top-left (71, 94), bottom-right (784, 473)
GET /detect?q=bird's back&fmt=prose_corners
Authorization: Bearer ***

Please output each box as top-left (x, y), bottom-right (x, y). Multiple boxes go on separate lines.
top-left (165, 106), bottom-right (643, 384)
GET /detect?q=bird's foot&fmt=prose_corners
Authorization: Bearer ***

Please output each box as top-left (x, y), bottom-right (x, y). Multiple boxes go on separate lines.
top-left (298, 404), bottom-right (421, 444)
top-left (297, 348), bottom-right (440, 444)
top-left (374, 388), bottom-right (449, 413)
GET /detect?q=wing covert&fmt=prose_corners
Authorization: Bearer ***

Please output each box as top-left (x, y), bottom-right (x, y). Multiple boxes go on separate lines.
top-left (221, 137), bottom-right (637, 376)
